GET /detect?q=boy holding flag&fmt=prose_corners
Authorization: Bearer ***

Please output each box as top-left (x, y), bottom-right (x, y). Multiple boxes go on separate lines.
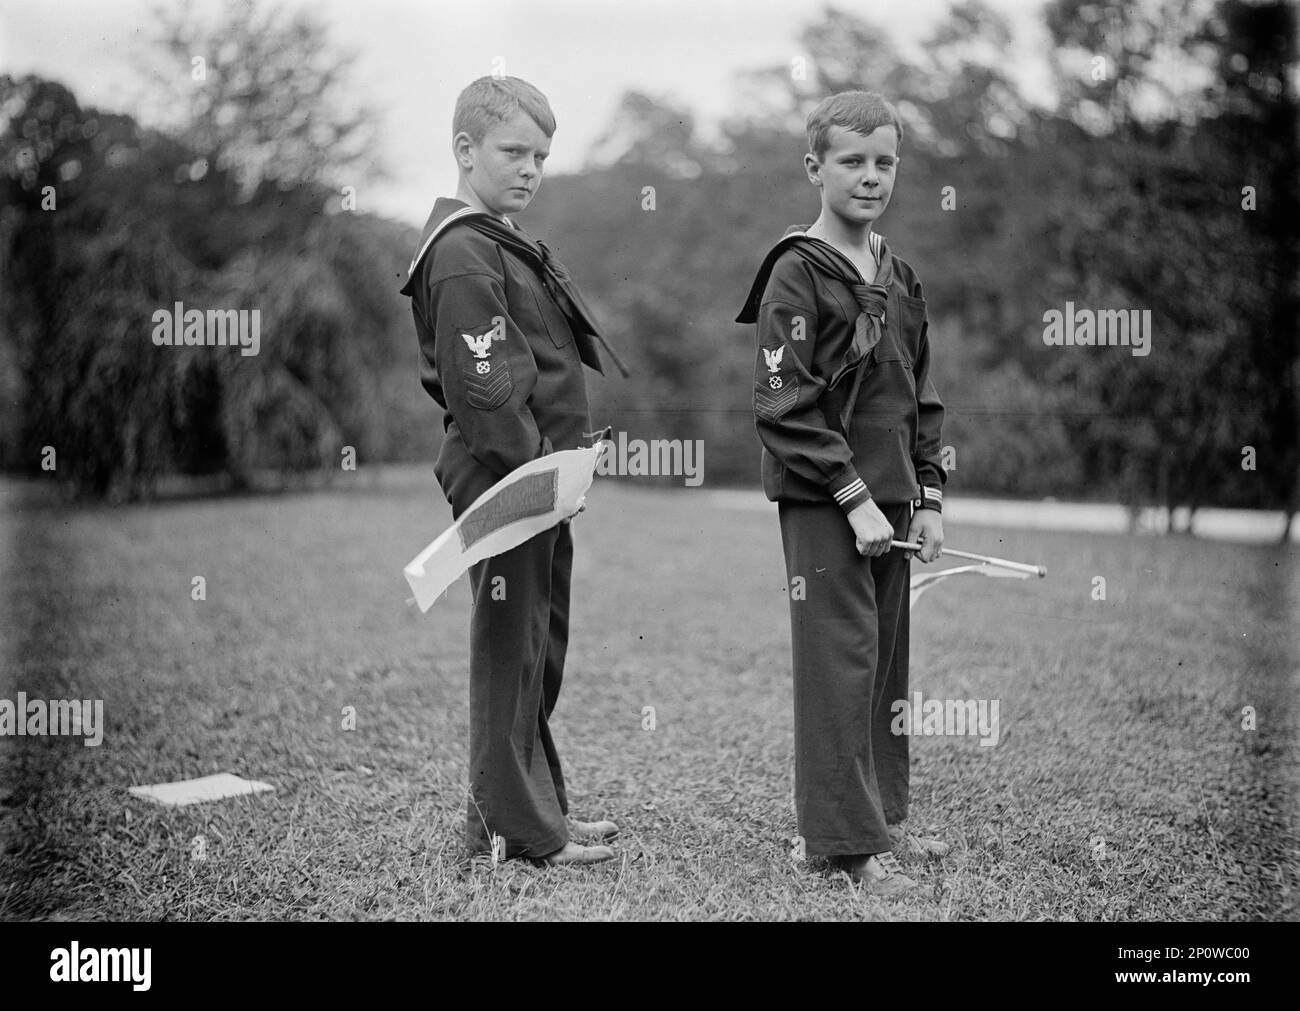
top-left (737, 91), bottom-right (950, 895)
top-left (401, 77), bottom-right (622, 866)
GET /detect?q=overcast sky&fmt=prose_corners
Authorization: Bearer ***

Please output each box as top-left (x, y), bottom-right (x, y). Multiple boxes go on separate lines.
top-left (0, 0), bottom-right (1052, 225)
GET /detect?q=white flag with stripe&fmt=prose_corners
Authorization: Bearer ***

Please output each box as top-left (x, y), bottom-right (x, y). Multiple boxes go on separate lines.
top-left (910, 563), bottom-right (1032, 608)
top-left (404, 439), bottom-right (608, 612)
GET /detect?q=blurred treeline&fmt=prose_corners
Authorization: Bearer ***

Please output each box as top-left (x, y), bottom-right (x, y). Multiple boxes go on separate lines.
top-left (0, 4), bottom-right (426, 499)
top-left (527, 0), bottom-right (1298, 528)
top-left (1, 1), bottom-right (1296, 530)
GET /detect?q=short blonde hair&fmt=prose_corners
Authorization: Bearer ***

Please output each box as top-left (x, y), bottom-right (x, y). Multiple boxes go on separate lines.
top-left (806, 91), bottom-right (903, 159)
top-left (453, 76), bottom-right (556, 142)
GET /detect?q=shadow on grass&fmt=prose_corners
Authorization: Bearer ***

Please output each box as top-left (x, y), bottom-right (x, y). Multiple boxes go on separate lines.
top-left (1, 502), bottom-right (86, 918)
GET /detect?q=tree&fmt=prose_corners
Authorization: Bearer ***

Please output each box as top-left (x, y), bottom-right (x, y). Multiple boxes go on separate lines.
top-left (1044, 0), bottom-right (1224, 135)
top-left (584, 91), bottom-right (719, 178)
top-left (1041, 0), bottom-right (1298, 522)
top-left (1204, 0), bottom-right (1299, 537)
top-left (0, 75), bottom-right (200, 497)
top-left (0, 64), bottom-right (417, 499)
top-left (143, 0), bottom-right (380, 202)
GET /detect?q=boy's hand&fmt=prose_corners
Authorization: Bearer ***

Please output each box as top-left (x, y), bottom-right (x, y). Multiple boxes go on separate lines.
top-left (907, 510), bottom-right (944, 563)
top-left (847, 500), bottom-right (894, 557)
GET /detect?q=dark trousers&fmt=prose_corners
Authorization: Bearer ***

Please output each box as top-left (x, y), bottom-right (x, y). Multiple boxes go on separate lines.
top-left (464, 522), bottom-right (572, 858)
top-left (778, 500), bottom-right (912, 857)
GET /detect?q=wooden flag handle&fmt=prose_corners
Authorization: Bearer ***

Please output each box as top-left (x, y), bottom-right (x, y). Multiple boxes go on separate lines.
top-left (891, 540), bottom-right (1047, 578)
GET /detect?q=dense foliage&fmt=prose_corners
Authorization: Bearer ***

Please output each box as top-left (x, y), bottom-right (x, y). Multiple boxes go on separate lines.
top-left (1, 1), bottom-right (1294, 527)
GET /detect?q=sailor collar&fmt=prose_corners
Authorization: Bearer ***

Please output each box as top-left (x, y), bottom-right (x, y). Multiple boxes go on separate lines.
top-left (735, 228), bottom-right (889, 325)
top-left (400, 199), bottom-right (524, 296)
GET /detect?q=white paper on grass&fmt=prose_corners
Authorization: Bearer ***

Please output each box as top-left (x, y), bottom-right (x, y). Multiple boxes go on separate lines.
top-left (910, 563), bottom-right (1030, 608)
top-left (404, 441), bottom-right (607, 613)
top-left (128, 773), bottom-right (275, 807)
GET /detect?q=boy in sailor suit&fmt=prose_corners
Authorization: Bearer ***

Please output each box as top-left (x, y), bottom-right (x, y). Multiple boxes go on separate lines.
top-left (400, 76), bottom-right (622, 866)
top-left (736, 91), bottom-right (949, 895)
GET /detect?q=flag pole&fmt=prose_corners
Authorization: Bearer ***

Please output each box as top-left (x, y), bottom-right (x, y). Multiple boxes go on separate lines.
top-left (891, 540), bottom-right (1047, 578)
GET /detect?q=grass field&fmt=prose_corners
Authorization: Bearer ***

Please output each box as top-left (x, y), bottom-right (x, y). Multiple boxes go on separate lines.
top-left (1, 469), bottom-right (1296, 921)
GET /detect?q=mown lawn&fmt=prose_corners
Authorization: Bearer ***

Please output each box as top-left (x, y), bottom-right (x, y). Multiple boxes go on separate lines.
top-left (1, 469), bottom-right (1296, 921)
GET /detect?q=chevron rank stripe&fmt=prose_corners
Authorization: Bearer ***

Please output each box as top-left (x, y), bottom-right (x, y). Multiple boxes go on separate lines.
top-left (467, 365), bottom-right (511, 397)
top-left (755, 381), bottom-right (798, 421)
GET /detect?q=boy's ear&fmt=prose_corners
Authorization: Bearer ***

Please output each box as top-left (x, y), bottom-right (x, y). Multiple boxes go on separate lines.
top-left (452, 131), bottom-right (476, 171)
top-left (803, 151), bottom-right (822, 187)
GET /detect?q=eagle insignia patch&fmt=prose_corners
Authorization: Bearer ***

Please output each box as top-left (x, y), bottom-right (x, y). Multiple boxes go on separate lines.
top-left (460, 324), bottom-right (512, 410)
top-left (756, 344), bottom-right (797, 422)
top-left (462, 331), bottom-right (494, 359)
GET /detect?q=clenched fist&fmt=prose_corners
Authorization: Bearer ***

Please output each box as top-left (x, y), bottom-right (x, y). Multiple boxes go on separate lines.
top-left (906, 509), bottom-right (944, 563)
top-left (847, 500), bottom-right (894, 557)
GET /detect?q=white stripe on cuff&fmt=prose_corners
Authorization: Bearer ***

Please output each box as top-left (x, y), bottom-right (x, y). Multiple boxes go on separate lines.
top-left (834, 479), bottom-right (867, 504)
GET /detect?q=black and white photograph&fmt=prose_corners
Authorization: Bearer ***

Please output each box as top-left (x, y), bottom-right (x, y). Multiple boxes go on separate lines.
top-left (0, 0), bottom-right (1296, 960)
